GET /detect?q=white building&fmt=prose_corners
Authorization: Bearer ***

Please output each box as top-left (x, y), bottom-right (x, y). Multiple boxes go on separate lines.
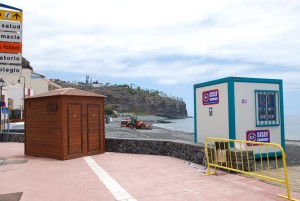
top-left (194, 77), bottom-right (285, 156)
top-left (0, 58), bottom-right (61, 122)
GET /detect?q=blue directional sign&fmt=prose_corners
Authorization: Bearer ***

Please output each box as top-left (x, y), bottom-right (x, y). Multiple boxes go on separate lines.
top-left (1, 107), bottom-right (8, 114)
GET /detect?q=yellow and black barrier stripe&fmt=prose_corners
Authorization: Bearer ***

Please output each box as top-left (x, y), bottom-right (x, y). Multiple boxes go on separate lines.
top-left (204, 137), bottom-right (298, 201)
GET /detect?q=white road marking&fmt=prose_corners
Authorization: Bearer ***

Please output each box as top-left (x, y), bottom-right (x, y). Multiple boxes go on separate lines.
top-left (84, 156), bottom-right (137, 201)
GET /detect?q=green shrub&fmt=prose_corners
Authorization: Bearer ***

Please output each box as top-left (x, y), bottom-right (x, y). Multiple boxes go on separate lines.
top-left (104, 106), bottom-right (113, 115)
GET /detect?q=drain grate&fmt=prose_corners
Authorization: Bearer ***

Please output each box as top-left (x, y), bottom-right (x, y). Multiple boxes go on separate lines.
top-left (0, 157), bottom-right (6, 165)
top-left (3, 160), bottom-right (28, 165)
top-left (0, 192), bottom-right (23, 201)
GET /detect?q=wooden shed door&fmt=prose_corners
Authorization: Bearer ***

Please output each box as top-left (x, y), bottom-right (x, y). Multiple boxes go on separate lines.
top-left (87, 104), bottom-right (101, 152)
top-left (67, 104), bottom-right (83, 155)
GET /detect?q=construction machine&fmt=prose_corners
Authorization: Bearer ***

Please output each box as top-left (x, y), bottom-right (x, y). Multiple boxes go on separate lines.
top-left (120, 116), bottom-right (152, 130)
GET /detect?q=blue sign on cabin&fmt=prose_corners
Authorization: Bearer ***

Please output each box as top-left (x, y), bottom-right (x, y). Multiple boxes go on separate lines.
top-left (202, 89), bottom-right (219, 105)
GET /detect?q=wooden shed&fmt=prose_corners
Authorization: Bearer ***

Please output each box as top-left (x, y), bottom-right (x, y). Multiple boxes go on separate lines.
top-left (25, 88), bottom-right (106, 160)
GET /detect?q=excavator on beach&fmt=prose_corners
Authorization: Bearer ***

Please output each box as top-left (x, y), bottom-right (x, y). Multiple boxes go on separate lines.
top-left (120, 116), bottom-right (152, 130)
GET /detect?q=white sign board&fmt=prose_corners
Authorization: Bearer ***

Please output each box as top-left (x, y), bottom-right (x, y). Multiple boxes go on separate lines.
top-left (0, 31), bottom-right (22, 42)
top-left (0, 21), bottom-right (22, 32)
top-left (0, 53), bottom-right (22, 64)
top-left (0, 64), bottom-right (21, 75)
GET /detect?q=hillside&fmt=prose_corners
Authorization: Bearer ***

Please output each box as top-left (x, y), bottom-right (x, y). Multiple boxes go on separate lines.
top-left (57, 82), bottom-right (187, 119)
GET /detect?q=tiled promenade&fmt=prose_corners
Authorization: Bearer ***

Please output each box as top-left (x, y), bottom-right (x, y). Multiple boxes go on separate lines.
top-left (1, 143), bottom-right (299, 201)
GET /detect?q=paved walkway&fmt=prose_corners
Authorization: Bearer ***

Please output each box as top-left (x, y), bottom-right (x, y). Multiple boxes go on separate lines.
top-left (0, 143), bottom-right (299, 201)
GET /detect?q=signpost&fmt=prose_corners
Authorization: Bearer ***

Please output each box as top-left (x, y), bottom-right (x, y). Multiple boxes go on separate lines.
top-left (1, 107), bottom-right (8, 114)
top-left (8, 98), bottom-right (13, 110)
top-left (0, 64), bottom-right (22, 74)
top-left (0, 9), bottom-right (22, 22)
top-left (1, 107), bottom-right (9, 135)
top-left (0, 3), bottom-right (22, 76)
top-left (0, 20), bottom-right (22, 32)
top-left (0, 100), bottom-right (5, 107)
top-left (0, 41), bottom-right (22, 53)
top-left (0, 53), bottom-right (22, 64)
top-left (0, 32), bottom-right (22, 42)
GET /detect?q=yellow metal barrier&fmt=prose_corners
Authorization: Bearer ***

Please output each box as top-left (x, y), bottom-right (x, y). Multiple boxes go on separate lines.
top-left (204, 137), bottom-right (298, 201)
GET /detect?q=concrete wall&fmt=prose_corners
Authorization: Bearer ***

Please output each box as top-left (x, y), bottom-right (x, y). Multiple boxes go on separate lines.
top-left (30, 78), bottom-right (48, 95)
top-left (0, 134), bottom-right (206, 164)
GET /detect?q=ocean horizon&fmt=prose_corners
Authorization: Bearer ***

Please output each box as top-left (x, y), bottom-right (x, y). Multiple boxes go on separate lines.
top-left (153, 115), bottom-right (300, 141)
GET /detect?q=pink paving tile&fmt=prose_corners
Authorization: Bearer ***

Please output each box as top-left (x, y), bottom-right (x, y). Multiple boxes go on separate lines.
top-left (91, 152), bottom-right (300, 201)
top-left (1, 143), bottom-right (300, 201)
top-left (0, 143), bottom-right (115, 201)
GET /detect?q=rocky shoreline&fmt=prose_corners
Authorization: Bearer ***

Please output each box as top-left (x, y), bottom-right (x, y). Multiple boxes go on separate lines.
top-left (106, 116), bottom-right (194, 142)
top-left (106, 116), bottom-right (300, 167)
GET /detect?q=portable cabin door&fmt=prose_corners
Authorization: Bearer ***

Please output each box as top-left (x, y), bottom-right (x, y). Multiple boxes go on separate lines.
top-left (87, 104), bottom-right (101, 152)
top-left (67, 103), bottom-right (83, 155)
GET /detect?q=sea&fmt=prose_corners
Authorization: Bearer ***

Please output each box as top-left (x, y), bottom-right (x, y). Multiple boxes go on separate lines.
top-left (153, 115), bottom-right (300, 141)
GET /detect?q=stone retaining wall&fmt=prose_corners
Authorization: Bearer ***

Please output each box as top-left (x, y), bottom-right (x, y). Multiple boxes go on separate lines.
top-left (106, 138), bottom-right (206, 164)
top-left (0, 133), bottom-right (206, 164)
top-left (0, 133), bottom-right (24, 142)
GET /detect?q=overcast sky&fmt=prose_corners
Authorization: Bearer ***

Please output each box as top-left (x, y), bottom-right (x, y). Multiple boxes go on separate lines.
top-left (2, 0), bottom-right (300, 116)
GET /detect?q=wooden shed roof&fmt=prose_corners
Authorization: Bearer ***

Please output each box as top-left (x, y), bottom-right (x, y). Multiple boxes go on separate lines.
top-left (26, 88), bottom-right (106, 99)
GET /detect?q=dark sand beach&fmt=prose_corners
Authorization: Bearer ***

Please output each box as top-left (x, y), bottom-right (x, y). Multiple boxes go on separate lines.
top-left (106, 116), bottom-right (300, 166)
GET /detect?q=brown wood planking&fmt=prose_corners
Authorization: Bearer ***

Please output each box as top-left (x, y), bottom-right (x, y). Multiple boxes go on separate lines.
top-left (87, 104), bottom-right (101, 152)
top-left (25, 93), bottom-right (105, 160)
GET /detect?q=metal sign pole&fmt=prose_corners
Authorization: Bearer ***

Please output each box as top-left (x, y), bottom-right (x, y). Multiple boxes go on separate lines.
top-left (5, 111), bottom-right (8, 141)
top-left (8, 109), bottom-right (10, 134)
top-left (0, 109), bottom-right (1, 133)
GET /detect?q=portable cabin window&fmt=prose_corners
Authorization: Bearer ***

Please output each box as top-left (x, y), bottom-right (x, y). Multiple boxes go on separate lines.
top-left (255, 90), bottom-right (280, 126)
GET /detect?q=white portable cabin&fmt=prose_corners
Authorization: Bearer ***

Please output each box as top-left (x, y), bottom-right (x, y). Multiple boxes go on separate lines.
top-left (194, 77), bottom-right (285, 155)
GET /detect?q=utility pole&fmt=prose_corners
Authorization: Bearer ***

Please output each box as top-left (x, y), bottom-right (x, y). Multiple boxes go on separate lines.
top-left (0, 78), bottom-right (5, 133)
